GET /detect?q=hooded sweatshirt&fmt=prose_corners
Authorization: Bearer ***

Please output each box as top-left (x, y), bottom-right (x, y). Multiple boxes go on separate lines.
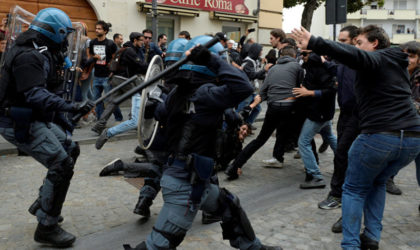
top-left (242, 43), bottom-right (266, 82)
top-left (308, 37), bottom-right (420, 133)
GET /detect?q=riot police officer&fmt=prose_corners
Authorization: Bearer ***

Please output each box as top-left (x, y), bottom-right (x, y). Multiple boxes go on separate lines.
top-left (124, 35), bottom-right (281, 250)
top-left (0, 8), bottom-right (93, 247)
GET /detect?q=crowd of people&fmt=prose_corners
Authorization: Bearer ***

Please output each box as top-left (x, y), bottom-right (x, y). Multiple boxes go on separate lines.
top-left (0, 6), bottom-right (419, 250)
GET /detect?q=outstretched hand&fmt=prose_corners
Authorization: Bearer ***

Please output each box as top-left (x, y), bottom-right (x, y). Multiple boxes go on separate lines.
top-left (291, 27), bottom-right (311, 50)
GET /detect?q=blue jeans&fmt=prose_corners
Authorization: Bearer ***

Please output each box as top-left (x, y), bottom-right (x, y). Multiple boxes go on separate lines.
top-left (107, 94), bottom-right (140, 138)
top-left (298, 119), bottom-right (337, 179)
top-left (341, 133), bottom-right (420, 249)
top-left (146, 174), bottom-right (262, 250)
top-left (79, 70), bottom-right (94, 102)
top-left (237, 94), bottom-right (261, 124)
top-left (92, 76), bottom-right (123, 121)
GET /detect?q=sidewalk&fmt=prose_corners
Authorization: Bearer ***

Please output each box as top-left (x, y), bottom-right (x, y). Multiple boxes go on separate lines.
top-left (0, 103), bottom-right (268, 155)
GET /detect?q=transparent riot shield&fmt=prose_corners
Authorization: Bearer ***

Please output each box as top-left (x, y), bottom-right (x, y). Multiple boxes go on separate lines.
top-left (0, 5), bottom-right (85, 103)
top-left (0, 5), bottom-right (34, 68)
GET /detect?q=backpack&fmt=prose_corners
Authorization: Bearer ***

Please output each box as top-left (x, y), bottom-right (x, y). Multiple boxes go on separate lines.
top-left (108, 47), bottom-right (127, 73)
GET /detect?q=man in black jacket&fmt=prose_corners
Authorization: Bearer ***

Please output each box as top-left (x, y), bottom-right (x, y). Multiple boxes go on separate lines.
top-left (94, 32), bottom-right (148, 149)
top-left (292, 25), bottom-right (420, 249)
top-left (317, 26), bottom-right (360, 212)
top-left (292, 51), bottom-right (337, 189)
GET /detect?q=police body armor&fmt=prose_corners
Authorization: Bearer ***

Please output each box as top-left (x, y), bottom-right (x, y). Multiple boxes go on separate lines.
top-left (0, 42), bottom-right (67, 142)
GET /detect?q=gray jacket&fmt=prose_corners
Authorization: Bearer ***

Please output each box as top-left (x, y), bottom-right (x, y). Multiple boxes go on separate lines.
top-left (259, 56), bottom-right (304, 104)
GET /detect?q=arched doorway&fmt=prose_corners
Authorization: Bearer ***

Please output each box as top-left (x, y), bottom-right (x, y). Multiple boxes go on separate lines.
top-left (0, 0), bottom-right (98, 38)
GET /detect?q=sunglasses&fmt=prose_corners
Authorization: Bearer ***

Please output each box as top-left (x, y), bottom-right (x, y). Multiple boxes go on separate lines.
top-left (144, 36), bottom-right (152, 40)
top-left (301, 52), bottom-right (310, 56)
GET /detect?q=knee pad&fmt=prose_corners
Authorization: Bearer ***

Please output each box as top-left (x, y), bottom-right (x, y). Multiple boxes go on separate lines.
top-left (218, 188), bottom-right (256, 242)
top-left (152, 227), bottom-right (185, 249)
top-left (67, 142), bottom-right (80, 165)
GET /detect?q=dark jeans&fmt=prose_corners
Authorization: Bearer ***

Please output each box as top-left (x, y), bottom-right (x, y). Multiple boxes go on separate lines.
top-left (233, 103), bottom-right (294, 168)
top-left (329, 111), bottom-right (360, 198)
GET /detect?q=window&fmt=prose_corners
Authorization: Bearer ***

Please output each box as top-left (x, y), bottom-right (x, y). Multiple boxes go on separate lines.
top-left (393, 24), bottom-right (405, 34)
top-left (146, 17), bottom-right (175, 42)
top-left (222, 26), bottom-right (241, 42)
top-left (394, 0), bottom-right (407, 9)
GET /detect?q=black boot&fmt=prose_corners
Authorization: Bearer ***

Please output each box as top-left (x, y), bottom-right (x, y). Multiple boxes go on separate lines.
top-left (260, 244), bottom-right (283, 250)
top-left (34, 223), bottom-right (76, 247)
top-left (331, 216), bottom-right (342, 233)
top-left (133, 196), bottom-right (153, 217)
top-left (225, 164), bottom-right (238, 180)
top-left (123, 241), bottom-right (147, 250)
top-left (99, 159), bottom-right (124, 176)
top-left (202, 211), bottom-right (222, 224)
top-left (28, 198), bottom-right (64, 223)
top-left (360, 233), bottom-right (379, 250)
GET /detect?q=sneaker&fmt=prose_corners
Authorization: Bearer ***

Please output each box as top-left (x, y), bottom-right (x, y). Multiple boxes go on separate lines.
top-left (318, 141), bottom-right (330, 153)
top-left (294, 151), bottom-right (301, 159)
top-left (95, 129), bottom-right (109, 150)
top-left (318, 195), bottom-right (341, 210)
top-left (99, 158), bottom-right (124, 176)
top-left (331, 217), bottom-right (342, 233)
top-left (300, 177), bottom-right (326, 189)
top-left (34, 224), bottom-right (76, 247)
top-left (386, 178), bottom-right (402, 195)
top-left (262, 158), bottom-right (284, 168)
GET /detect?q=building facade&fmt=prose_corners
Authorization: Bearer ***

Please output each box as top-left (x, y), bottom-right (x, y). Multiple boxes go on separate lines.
top-left (346, 0), bottom-right (420, 44)
top-left (1, 0), bottom-right (284, 45)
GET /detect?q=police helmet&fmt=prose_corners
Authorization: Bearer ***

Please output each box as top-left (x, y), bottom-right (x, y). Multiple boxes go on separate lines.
top-left (165, 38), bottom-right (188, 62)
top-left (29, 8), bottom-right (74, 44)
top-left (180, 35), bottom-right (226, 77)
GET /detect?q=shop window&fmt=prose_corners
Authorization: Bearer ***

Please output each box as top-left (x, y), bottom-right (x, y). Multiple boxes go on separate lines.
top-left (222, 26), bottom-right (241, 42)
top-left (146, 17), bottom-right (175, 42)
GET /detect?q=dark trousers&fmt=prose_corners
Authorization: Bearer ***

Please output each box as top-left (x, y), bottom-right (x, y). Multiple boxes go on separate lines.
top-left (233, 103), bottom-right (294, 168)
top-left (329, 111), bottom-right (360, 198)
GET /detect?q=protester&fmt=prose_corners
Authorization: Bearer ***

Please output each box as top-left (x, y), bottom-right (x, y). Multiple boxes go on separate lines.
top-left (292, 24), bottom-right (420, 249)
top-left (89, 20), bottom-right (123, 123)
top-left (225, 46), bottom-right (304, 180)
top-left (141, 29), bottom-right (163, 63)
top-left (178, 30), bottom-right (191, 40)
top-left (113, 33), bottom-right (124, 49)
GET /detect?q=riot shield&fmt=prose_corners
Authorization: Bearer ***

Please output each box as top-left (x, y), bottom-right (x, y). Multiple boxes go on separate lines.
top-left (0, 5), bottom-right (34, 68)
top-left (137, 55), bottom-right (164, 150)
top-left (0, 5), bottom-right (85, 103)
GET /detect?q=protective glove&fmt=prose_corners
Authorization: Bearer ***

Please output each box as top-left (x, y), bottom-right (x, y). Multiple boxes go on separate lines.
top-left (72, 100), bottom-right (95, 117)
top-left (189, 45), bottom-right (212, 66)
top-left (238, 105), bottom-right (252, 121)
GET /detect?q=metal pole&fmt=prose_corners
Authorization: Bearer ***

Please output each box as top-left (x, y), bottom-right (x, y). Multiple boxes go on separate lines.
top-left (333, 24), bottom-right (336, 41)
top-left (152, 0), bottom-right (158, 44)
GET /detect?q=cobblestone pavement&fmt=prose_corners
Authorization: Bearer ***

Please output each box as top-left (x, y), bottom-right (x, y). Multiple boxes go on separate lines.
top-left (0, 121), bottom-right (419, 250)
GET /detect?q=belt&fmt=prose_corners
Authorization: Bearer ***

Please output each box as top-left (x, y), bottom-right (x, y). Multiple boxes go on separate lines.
top-left (377, 131), bottom-right (420, 138)
top-left (270, 101), bottom-right (294, 107)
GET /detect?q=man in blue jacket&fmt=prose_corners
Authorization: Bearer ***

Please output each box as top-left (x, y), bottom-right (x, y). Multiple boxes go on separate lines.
top-left (123, 35), bottom-right (281, 250)
top-left (293, 25), bottom-right (420, 250)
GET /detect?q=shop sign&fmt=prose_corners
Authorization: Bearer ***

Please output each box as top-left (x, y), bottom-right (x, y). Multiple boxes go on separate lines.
top-left (146, 0), bottom-right (249, 15)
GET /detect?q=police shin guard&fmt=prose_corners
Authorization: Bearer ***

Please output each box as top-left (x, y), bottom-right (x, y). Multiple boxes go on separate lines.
top-left (39, 157), bottom-right (75, 219)
top-left (218, 188), bottom-right (283, 250)
top-left (28, 198), bottom-right (64, 223)
top-left (133, 196), bottom-right (153, 217)
top-left (218, 188), bottom-right (256, 242)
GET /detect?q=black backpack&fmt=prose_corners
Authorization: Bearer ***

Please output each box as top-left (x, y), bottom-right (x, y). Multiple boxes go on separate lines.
top-left (108, 47), bottom-right (127, 73)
